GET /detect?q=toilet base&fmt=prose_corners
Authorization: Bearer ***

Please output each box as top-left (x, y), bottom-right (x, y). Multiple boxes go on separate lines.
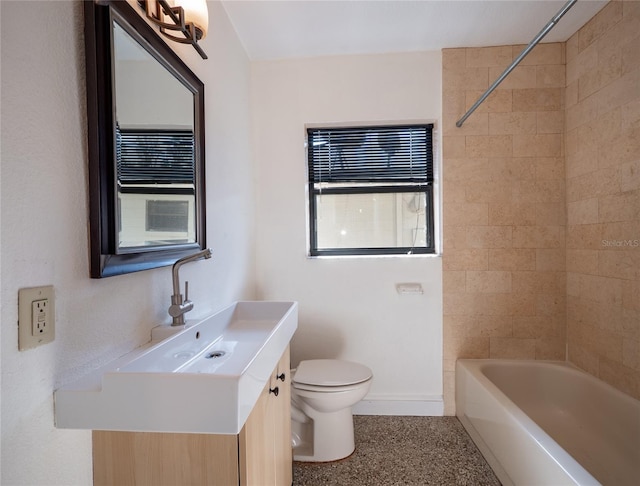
top-left (292, 407), bottom-right (355, 462)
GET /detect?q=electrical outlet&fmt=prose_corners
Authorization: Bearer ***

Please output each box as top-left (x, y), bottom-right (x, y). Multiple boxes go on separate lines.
top-left (32, 299), bottom-right (50, 335)
top-left (19, 286), bottom-right (55, 350)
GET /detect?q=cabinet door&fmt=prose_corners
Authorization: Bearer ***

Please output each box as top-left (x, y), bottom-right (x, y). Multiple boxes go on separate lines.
top-left (239, 378), bottom-right (277, 485)
top-left (273, 349), bottom-right (292, 486)
top-left (239, 347), bottom-right (292, 486)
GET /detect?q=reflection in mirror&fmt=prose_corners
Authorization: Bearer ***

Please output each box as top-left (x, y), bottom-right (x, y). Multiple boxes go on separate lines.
top-left (85, 0), bottom-right (206, 278)
top-left (113, 22), bottom-right (196, 251)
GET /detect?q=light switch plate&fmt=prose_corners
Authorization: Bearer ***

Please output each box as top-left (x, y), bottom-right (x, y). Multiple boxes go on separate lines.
top-left (19, 286), bottom-right (55, 350)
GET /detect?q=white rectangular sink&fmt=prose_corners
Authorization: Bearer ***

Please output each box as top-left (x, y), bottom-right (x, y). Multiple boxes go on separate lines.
top-left (54, 301), bottom-right (298, 435)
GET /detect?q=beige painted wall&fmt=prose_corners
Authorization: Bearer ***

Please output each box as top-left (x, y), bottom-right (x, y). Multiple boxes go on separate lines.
top-left (565, 0), bottom-right (639, 400)
top-left (442, 0), bottom-right (639, 414)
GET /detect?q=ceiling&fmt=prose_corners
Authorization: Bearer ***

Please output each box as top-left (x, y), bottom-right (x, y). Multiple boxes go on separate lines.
top-left (220, 0), bottom-right (608, 61)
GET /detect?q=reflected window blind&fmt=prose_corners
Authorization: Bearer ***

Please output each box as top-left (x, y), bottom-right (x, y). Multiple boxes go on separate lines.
top-left (116, 128), bottom-right (195, 184)
top-left (307, 124), bottom-right (433, 184)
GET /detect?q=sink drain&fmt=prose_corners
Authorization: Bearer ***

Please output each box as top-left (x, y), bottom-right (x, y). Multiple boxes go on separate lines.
top-left (205, 350), bottom-right (226, 359)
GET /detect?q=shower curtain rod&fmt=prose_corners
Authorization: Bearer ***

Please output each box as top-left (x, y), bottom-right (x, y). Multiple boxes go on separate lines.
top-left (456, 0), bottom-right (578, 127)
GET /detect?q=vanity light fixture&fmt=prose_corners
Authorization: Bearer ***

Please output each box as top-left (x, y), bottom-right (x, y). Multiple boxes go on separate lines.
top-left (138, 0), bottom-right (209, 59)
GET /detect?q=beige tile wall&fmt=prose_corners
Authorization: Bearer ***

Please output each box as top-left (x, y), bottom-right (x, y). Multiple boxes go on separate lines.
top-left (442, 42), bottom-right (567, 415)
top-left (441, 0), bottom-right (640, 415)
top-left (565, 0), bottom-right (640, 400)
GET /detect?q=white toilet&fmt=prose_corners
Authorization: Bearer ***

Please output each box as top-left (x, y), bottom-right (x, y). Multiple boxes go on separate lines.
top-left (290, 359), bottom-right (373, 462)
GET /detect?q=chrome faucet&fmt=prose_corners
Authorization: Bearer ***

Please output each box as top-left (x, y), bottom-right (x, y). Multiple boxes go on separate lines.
top-left (168, 248), bottom-right (213, 326)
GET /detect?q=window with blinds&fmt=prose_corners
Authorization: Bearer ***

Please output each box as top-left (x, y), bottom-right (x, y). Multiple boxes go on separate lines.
top-left (116, 128), bottom-right (195, 185)
top-left (307, 124), bottom-right (435, 256)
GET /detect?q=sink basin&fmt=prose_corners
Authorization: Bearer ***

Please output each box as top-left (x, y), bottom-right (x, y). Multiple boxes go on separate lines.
top-left (54, 301), bottom-right (298, 434)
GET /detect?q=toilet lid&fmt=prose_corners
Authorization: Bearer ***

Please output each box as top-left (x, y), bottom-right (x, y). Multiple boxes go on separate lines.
top-left (293, 359), bottom-right (372, 387)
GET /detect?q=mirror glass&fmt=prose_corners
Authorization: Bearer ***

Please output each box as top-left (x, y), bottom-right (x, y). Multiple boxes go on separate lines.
top-left (113, 22), bottom-right (196, 251)
top-left (85, 1), bottom-right (206, 278)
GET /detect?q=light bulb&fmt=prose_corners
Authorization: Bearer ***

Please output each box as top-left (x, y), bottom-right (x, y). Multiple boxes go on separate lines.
top-left (180, 0), bottom-right (208, 39)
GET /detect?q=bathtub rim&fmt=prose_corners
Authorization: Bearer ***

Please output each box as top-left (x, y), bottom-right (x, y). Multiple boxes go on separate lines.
top-left (456, 359), bottom-right (603, 486)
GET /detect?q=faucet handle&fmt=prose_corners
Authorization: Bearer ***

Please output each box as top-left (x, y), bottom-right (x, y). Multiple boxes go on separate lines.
top-left (185, 281), bottom-right (189, 302)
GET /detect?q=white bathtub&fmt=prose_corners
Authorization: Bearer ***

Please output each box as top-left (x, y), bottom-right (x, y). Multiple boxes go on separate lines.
top-left (456, 359), bottom-right (640, 486)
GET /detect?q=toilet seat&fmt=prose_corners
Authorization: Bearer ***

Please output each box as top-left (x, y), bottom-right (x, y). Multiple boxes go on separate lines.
top-left (292, 380), bottom-right (370, 393)
top-left (293, 359), bottom-right (373, 387)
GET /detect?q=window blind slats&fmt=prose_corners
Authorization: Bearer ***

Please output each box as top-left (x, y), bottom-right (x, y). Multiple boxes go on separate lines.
top-left (308, 124), bottom-right (433, 184)
top-left (116, 128), bottom-right (195, 184)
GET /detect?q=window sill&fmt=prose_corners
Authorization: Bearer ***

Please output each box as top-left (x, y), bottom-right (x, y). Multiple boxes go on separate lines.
top-left (306, 253), bottom-right (442, 260)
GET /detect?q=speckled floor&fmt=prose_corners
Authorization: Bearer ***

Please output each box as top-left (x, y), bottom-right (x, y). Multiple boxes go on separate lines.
top-left (293, 415), bottom-right (501, 486)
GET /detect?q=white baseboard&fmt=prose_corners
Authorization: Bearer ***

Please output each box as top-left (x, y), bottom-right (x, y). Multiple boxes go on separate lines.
top-left (353, 395), bottom-right (443, 416)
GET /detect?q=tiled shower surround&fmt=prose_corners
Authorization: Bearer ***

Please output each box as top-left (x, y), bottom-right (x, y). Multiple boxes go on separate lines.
top-left (442, 0), bottom-right (639, 414)
top-left (565, 0), bottom-right (639, 400)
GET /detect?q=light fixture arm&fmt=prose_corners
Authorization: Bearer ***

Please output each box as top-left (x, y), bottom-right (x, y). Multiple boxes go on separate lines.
top-left (139, 0), bottom-right (208, 59)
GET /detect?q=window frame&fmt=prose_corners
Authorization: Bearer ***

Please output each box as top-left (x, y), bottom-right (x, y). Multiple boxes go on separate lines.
top-left (307, 123), bottom-right (436, 257)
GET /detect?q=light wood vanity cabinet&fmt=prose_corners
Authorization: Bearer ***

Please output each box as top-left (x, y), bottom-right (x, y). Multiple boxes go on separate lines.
top-left (93, 348), bottom-right (292, 486)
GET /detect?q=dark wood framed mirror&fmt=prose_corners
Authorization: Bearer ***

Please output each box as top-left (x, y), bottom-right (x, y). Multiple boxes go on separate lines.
top-left (85, 0), bottom-right (206, 278)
